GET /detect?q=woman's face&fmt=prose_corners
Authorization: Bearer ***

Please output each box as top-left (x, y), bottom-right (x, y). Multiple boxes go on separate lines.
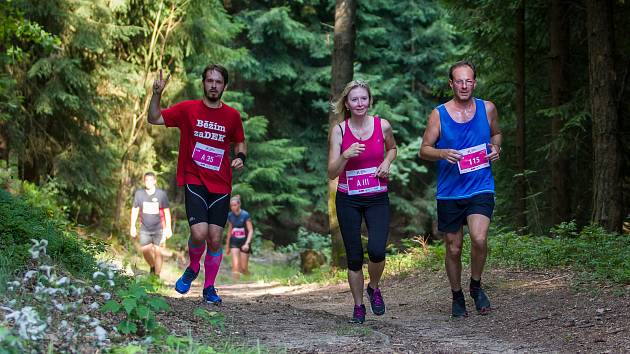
top-left (230, 200), bottom-right (240, 213)
top-left (345, 87), bottom-right (370, 118)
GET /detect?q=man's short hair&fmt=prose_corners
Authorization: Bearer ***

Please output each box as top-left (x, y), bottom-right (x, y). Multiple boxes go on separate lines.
top-left (144, 172), bottom-right (156, 179)
top-left (449, 60), bottom-right (476, 80)
top-left (201, 64), bottom-right (229, 85)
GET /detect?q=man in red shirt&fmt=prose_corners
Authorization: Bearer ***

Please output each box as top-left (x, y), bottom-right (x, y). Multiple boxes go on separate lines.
top-left (148, 64), bottom-right (246, 304)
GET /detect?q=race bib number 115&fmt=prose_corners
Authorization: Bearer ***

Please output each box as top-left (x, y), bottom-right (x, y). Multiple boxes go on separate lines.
top-left (457, 143), bottom-right (490, 174)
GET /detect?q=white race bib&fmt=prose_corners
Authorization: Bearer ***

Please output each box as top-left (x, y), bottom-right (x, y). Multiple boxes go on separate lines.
top-left (192, 142), bottom-right (224, 171)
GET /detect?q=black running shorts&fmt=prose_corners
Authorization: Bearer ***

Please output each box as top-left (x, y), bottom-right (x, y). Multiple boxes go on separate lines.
top-left (437, 193), bottom-right (495, 233)
top-left (229, 236), bottom-right (252, 254)
top-left (184, 184), bottom-right (230, 227)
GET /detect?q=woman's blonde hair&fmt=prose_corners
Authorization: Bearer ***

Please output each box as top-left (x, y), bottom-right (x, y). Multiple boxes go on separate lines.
top-left (331, 80), bottom-right (373, 119)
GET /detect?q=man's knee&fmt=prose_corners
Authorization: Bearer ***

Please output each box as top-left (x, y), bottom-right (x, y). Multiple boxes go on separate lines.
top-left (445, 240), bottom-right (463, 258)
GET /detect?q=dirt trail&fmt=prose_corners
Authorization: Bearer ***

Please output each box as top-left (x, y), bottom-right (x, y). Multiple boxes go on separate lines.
top-left (156, 262), bottom-right (630, 353)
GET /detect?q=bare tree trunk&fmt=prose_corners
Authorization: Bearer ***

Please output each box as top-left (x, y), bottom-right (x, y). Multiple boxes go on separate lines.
top-left (585, 0), bottom-right (623, 233)
top-left (550, 0), bottom-right (570, 225)
top-left (515, 0), bottom-right (527, 231)
top-left (112, 3), bottom-right (184, 231)
top-left (328, 0), bottom-right (357, 268)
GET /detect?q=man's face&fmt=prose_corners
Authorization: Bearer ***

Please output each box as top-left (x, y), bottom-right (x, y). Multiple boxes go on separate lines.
top-left (449, 66), bottom-right (476, 101)
top-left (203, 70), bottom-right (226, 103)
top-left (144, 176), bottom-right (157, 189)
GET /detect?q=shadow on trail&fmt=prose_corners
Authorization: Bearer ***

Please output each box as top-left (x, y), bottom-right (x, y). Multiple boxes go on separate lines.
top-left (155, 259), bottom-right (630, 353)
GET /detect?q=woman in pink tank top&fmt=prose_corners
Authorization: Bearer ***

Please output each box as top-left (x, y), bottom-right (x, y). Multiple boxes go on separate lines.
top-left (327, 80), bottom-right (397, 324)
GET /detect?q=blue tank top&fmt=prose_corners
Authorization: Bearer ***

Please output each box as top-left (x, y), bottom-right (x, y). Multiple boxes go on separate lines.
top-left (435, 98), bottom-right (495, 200)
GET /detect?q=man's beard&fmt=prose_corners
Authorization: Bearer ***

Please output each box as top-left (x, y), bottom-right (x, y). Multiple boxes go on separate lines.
top-left (205, 89), bottom-right (224, 102)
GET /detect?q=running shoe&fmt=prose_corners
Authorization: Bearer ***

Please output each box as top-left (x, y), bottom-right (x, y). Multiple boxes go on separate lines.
top-left (203, 285), bottom-right (222, 305)
top-left (470, 285), bottom-right (491, 314)
top-left (349, 304), bottom-right (366, 324)
top-left (174, 266), bottom-right (198, 294)
top-left (149, 266), bottom-right (155, 275)
top-left (366, 285), bottom-right (386, 315)
top-left (452, 295), bottom-right (469, 318)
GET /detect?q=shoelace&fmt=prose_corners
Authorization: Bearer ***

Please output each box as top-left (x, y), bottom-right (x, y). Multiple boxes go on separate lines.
top-left (183, 268), bottom-right (196, 282)
top-left (372, 289), bottom-right (384, 307)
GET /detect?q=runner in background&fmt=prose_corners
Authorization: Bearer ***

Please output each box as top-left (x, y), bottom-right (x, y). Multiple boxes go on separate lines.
top-left (328, 80), bottom-right (397, 324)
top-left (419, 60), bottom-right (502, 317)
top-left (130, 172), bottom-right (172, 277)
top-left (225, 195), bottom-right (254, 280)
top-left (147, 64), bottom-right (246, 305)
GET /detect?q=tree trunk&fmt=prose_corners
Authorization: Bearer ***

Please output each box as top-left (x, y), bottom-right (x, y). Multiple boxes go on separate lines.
top-left (328, 0), bottom-right (357, 268)
top-left (515, 0), bottom-right (527, 231)
top-left (549, 0), bottom-right (570, 225)
top-left (585, 0), bottom-right (623, 233)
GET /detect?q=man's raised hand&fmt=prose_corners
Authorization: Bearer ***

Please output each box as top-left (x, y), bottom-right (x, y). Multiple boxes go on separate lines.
top-left (153, 69), bottom-right (171, 95)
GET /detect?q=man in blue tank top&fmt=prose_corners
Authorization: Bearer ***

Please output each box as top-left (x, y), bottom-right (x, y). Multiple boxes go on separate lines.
top-left (419, 60), bottom-right (502, 318)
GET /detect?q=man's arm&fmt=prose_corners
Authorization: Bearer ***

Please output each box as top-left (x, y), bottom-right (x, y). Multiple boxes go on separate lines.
top-left (231, 141), bottom-right (247, 169)
top-left (419, 109), bottom-right (462, 164)
top-left (485, 101), bottom-right (502, 161)
top-left (162, 208), bottom-right (172, 238)
top-left (147, 69), bottom-right (170, 125)
top-left (130, 207), bottom-right (140, 237)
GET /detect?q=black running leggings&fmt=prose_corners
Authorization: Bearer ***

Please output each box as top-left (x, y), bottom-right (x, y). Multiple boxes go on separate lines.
top-left (335, 192), bottom-right (390, 271)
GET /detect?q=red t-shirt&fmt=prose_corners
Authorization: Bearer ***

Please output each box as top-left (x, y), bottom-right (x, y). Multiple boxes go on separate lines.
top-left (162, 100), bottom-right (245, 194)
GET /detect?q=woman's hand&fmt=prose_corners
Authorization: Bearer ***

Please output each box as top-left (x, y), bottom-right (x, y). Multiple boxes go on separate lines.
top-left (342, 142), bottom-right (365, 159)
top-left (375, 160), bottom-right (391, 178)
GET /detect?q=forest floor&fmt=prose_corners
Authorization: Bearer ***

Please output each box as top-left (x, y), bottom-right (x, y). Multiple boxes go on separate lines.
top-left (145, 252), bottom-right (630, 353)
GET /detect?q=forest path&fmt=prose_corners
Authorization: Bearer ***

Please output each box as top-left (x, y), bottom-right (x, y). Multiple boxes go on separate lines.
top-left (153, 258), bottom-right (630, 353)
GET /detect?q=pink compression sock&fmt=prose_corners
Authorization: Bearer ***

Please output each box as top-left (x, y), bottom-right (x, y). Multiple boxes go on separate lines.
top-left (188, 238), bottom-right (205, 273)
top-left (203, 248), bottom-right (223, 288)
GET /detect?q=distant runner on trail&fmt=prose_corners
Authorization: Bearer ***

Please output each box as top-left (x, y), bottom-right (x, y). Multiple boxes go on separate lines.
top-left (148, 64), bottom-right (247, 305)
top-left (130, 172), bottom-right (172, 277)
top-left (419, 60), bottom-right (502, 317)
top-left (328, 80), bottom-right (397, 324)
top-left (225, 195), bottom-right (254, 280)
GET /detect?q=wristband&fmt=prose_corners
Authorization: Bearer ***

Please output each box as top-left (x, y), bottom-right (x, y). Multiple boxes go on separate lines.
top-left (236, 152), bottom-right (247, 164)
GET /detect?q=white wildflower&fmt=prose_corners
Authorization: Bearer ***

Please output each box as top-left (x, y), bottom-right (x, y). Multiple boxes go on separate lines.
top-left (107, 270), bottom-right (114, 279)
top-left (23, 270), bottom-right (38, 282)
top-left (89, 318), bottom-right (100, 327)
top-left (5, 306), bottom-right (47, 340)
top-left (94, 285), bottom-right (102, 292)
top-left (38, 265), bottom-right (53, 278)
top-left (94, 325), bottom-right (108, 344)
top-left (7, 280), bottom-right (20, 291)
top-left (89, 302), bottom-right (100, 311)
top-left (102, 292), bottom-right (111, 300)
top-left (70, 286), bottom-right (85, 296)
top-left (52, 300), bottom-right (66, 312)
top-left (55, 277), bottom-right (70, 286)
top-left (92, 271), bottom-right (105, 279)
top-left (60, 320), bottom-right (68, 328)
top-left (78, 315), bottom-right (91, 323)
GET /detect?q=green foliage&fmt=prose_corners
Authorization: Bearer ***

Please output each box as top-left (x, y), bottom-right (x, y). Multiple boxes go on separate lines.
top-left (489, 223), bottom-right (630, 283)
top-left (193, 308), bottom-right (225, 331)
top-left (111, 333), bottom-right (269, 353)
top-left (101, 281), bottom-right (169, 336)
top-left (0, 326), bottom-right (22, 354)
top-left (0, 188), bottom-right (101, 294)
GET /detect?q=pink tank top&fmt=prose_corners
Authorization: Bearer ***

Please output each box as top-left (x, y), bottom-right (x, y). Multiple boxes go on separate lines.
top-left (337, 116), bottom-right (388, 196)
